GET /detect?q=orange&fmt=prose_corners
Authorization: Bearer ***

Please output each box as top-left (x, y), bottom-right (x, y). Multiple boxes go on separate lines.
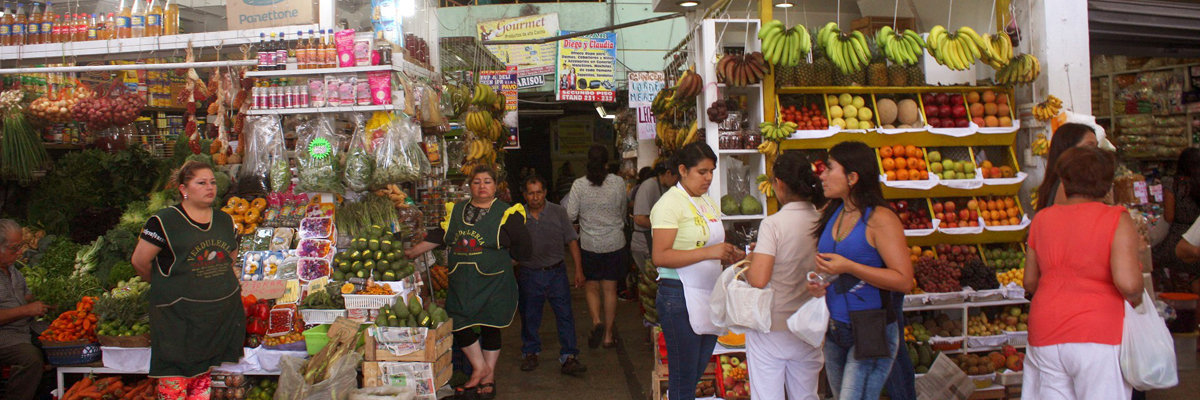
top-left (1003, 198), bottom-right (1015, 208)
top-left (908, 169), bottom-right (922, 180)
top-left (982, 90), bottom-right (996, 103)
top-left (997, 103), bottom-right (1011, 117)
top-left (909, 158), bottom-right (924, 170)
top-left (984, 116), bottom-right (999, 127)
top-left (894, 158), bottom-right (908, 170)
top-left (996, 93), bottom-right (1009, 105)
top-left (885, 171), bottom-right (897, 181)
top-left (998, 210), bottom-right (1009, 219)
top-left (905, 145), bottom-right (919, 158)
top-left (981, 160), bottom-right (994, 169)
top-left (920, 171), bottom-right (929, 180)
top-left (1009, 216), bottom-right (1020, 225)
top-left (969, 103), bottom-right (984, 118)
top-left (882, 158), bottom-right (896, 171)
top-left (986, 200), bottom-right (998, 210)
top-left (1007, 207), bottom-right (1019, 218)
top-left (984, 103), bottom-right (998, 116)
top-left (880, 146), bottom-right (894, 158)
top-left (892, 145), bottom-right (907, 158)
top-left (896, 169), bottom-right (910, 180)
top-left (966, 91), bottom-right (981, 104)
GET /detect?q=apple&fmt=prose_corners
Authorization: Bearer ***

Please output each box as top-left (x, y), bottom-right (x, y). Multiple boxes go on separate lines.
top-left (949, 94), bottom-right (964, 105)
top-left (941, 159), bottom-right (955, 172)
top-left (935, 212), bottom-right (945, 220)
top-left (956, 118), bottom-right (970, 128)
top-left (938, 105), bottom-right (952, 117)
top-left (922, 93), bottom-right (937, 105)
top-left (945, 212), bottom-right (957, 222)
top-left (927, 117), bottom-right (941, 127)
top-left (969, 210), bottom-right (979, 220)
top-left (954, 161), bottom-right (965, 173)
top-left (935, 93), bottom-right (949, 105)
top-left (943, 170), bottom-right (956, 180)
top-left (927, 151), bottom-right (942, 163)
top-left (952, 105), bottom-right (967, 118)
top-left (932, 203), bottom-right (944, 213)
top-left (925, 104), bottom-right (940, 117)
top-left (945, 202), bottom-right (956, 213)
top-left (959, 209), bottom-right (971, 221)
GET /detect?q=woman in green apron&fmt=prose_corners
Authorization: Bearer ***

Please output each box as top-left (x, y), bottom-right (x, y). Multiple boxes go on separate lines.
top-left (131, 161), bottom-right (245, 399)
top-left (406, 165), bottom-right (532, 400)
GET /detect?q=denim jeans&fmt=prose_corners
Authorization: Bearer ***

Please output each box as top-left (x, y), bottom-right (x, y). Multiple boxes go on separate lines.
top-left (517, 265), bottom-right (579, 361)
top-left (657, 280), bottom-right (718, 400)
top-left (824, 319), bottom-right (900, 400)
top-left (884, 293), bottom-right (916, 400)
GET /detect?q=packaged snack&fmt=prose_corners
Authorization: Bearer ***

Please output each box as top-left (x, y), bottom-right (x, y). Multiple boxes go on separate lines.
top-left (325, 76), bottom-right (341, 107)
top-left (356, 80), bottom-right (371, 106)
top-left (308, 78), bottom-right (326, 107)
top-left (340, 77), bottom-right (356, 106)
top-left (368, 71), bottom-right (392, 105)
top-left (270, 228), bottom-right (295, 251)
top-left (336, 29), bottom-right (357, 67)
top-left (354, 39), bottom-right (372, 66)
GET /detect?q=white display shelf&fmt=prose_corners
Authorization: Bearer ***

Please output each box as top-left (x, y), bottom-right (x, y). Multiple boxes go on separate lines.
top-left (903, 296), bottom-right (1027, 312)
top-left (0, 24), bottom-right (318, 61)
top-left (723, 214), bottom-right (766, 221)
top-left (245, 64), bottom-right (396, 77)
top-left (716, 149), bottom-right (762, 155)
top-left (244, 104), bottom-right (397, 115)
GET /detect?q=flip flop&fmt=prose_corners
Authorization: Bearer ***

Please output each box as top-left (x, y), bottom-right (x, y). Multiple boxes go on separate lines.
top-left (454, 385), bottom-right (478, 400)
top-left (476, 383), bottom-right (497, 400)
top-left (587, 324), bottom-right (604, 349)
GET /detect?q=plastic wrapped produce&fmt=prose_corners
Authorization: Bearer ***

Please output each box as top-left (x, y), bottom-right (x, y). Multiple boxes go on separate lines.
top-left (371, 116), bottom-right (430, 188)
top-left (239, 116), bottom-right (285, 194)
top-left (344, 113), bottom-right (375, 192)
top-left (296, 116), bottom-right (345, 193)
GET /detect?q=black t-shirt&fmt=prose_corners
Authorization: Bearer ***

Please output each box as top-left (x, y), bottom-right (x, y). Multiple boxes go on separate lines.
top-left (140, 205), bottom-right (211, 275)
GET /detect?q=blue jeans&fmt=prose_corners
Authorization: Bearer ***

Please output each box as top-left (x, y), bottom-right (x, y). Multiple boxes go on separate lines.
top-left (884, 293), bottom-right (916, 400)
top-left (517, 265), bottom-right (579, 361)
top-left (824, 319), bottom-right (901, 400)
top-left (657, 280), bottom-right (718, 400)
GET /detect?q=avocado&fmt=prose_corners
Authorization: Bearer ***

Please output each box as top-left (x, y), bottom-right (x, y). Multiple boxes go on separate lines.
top-left (387, 314), bottom-right (399, 327)
top-left (432, 308), bottom-right (448, 324)
top-left (355, 270), bottom-right (367, 279)
top-left (377, 260), bottom-right (390, 272)
top-left (363, 260), bottom-right (376, 271)
top-left (418, 311), bottom-right (431, 327)
top-left (360, 250), bottom-right (373, 261)
top-left (392, 301), bottom-right (410, 319)
top-left (374, 251), bottom-right (383, 261)
top-left (348, 250), bottom-right (362, 260)
top-left (383, 271), bottom-right (397, 281)
top-left (407, 295), bottom-right (422, 316)
top-left (387, 252), bottom-right (399, 262)
top-left (406, 316), bottom-right (417, 328)
top-left (351, 260), bottom-right (363, 272)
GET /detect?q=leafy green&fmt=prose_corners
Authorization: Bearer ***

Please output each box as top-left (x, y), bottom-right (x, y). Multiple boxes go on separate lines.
top-left (29, 274), bottom-right (102, 319)
top-left (30, 237), bottom-right (82, 277)
top-left (25, 148), bottom-right (168, 235)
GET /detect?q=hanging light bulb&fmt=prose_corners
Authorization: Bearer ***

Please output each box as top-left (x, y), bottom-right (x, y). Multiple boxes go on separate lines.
top-left (398, 0), bottom-right (417, 17)
top-left (677, 0), bottom-right (700, 7)
top-left (775, 0), bottom-right (795, 8)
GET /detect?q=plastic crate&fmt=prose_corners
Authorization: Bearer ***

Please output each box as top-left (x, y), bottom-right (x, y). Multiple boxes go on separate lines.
top-left (344, 294), bottom-right (401, 310)
top-left (299, 309), bottom-right (347, 325)
top-left (1005, 331), bottom-right (1028, 346)
top-left (304, 324), bottom-right (331, 355)
top-left (44, 341), bottom-right (102, 365)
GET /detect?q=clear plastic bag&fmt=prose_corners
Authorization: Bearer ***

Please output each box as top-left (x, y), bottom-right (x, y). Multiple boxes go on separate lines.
top-left (344, 113), bottom-right (375, 193)
top-left (296, 116), bottom-right (345, 193)
top-left (275, 352), bottom-right (361, 400)
top-left (371, 116), bottom-right (430, 188)
top-left (239, 116), bottom-right (285, 194)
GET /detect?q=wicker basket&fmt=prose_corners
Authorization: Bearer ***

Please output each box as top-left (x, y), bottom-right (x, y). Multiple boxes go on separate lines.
top-left (43, 341), bottom-right (102, 365)
top-left (98, 334), bottom-right (151, 348)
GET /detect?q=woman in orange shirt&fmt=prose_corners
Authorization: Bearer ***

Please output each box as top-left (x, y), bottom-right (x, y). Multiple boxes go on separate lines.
top-left (1023, 147), bottom-right (1144, 399)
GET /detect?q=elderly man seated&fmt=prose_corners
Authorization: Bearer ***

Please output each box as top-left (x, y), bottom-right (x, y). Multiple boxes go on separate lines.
top-left (0, 219), bottom-right (50, 400)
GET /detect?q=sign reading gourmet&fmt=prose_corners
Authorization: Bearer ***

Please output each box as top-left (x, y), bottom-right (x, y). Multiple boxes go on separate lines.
top-left (555, 31), bottom-right (617, 103)
top-left (226, 0), bottom-right (315, 30)
top-left (478, 14), bottom-right (560, 82)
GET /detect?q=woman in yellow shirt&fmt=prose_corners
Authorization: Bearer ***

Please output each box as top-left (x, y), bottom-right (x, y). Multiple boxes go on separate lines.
top-left (651, 142), bottom-right (743, 400)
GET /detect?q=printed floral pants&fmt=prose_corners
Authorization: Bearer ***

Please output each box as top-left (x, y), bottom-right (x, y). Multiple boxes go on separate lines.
top-left (156, 372), bottom-right (212, 400)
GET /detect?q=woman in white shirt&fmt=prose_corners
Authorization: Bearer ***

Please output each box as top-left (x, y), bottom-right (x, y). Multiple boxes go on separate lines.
top-left (566, 144), bottom-right (629, 348)
top-left (746, 151), bottom-right (826, 400)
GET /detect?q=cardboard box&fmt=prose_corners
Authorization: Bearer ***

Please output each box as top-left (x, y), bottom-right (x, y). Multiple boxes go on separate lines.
top-left (226, 0), bottom-right (315, 30)
top-left (366, 319), bottom-right (453, 362)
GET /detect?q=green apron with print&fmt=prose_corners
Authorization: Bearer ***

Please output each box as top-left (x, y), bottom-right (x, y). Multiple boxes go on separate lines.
top-left (147, 207), bottom-right (246, 378)
top-left (442, 200), bottom-right (525, 331)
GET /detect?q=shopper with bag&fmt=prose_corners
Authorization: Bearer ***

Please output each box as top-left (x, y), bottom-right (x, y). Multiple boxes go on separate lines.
top-left (651, 142), bottom-right (744, 400)
top-left (1022, 147), bottom-right (1146, 399)
top-left (805, 141), bottom-right (913, 400)
top-left (743, 152), bottom-right (825, 400)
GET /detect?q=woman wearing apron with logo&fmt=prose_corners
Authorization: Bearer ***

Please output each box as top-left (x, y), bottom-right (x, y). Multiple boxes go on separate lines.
top-left (405, 166), bottom-right (532, 400)
top-left (651, 143), bottom-right (744, 400)
top-left (131, 161), bottom-right (246, 399)
top-left (805, 142), bottom-right (913, 400)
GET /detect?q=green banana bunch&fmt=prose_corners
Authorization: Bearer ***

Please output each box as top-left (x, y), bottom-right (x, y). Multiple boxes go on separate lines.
top-left (876, 26), bottom-right (926, 66)
top-left (817, 22), bottom-right (870, 75)
top-left (927, 25), bottom-right (982, 71)
top-left (996, 54), bottom-right (1041, 85)
top-left (759, 121), bottom-right (797, 142)
top-left (759, 20), bottom-right (811, 67)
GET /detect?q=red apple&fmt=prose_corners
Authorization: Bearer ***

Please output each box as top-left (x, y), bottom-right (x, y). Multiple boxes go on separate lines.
top-left (959, 209), bottom-right (970, 221)
top-left (949, 94), bottom-right (964, 105)
top-left (956, 118), bottom-right (970, 128)
top-left (944, 202), bottom-right (957, 213)
top-left (969, 210), bottom-right (979, 220)
top-left (935, 93), bottom-right (949, 105)
top-left (932, 203), bottom-right (944, 213)
top-left (927, 117), bottom-right (942, 127)
top-left (925, 105), bottom-right (940, 117)
top-left (952, 105), bottom-right (967, 118)
top-left (922, 93), bottom-right (937, 105)
top-left (935, 212), bottom-right (945, 220)
top-left (938, 105), bottom-right (952, 117)
top-left (945, 213), bottom-right (957, 223)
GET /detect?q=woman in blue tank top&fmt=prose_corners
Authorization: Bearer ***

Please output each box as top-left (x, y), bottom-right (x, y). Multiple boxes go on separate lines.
top-left (806, 141), bottom-right (914, 400)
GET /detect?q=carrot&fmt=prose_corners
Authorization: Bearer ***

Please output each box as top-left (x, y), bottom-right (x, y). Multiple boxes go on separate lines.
top-left (65, 376), bottom-right (93, 399)
top-left (73, 390), bottom-right (104, 400)
top-left (93, 377), bottom-right (121, 389)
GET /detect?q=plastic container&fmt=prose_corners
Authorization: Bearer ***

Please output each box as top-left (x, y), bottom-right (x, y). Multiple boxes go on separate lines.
top-left (299, 309), bottom-right (347, 325)
top-left (303, 324), bottom-right (331, 355)
top-left (344, 293), bottom-right (402, 310)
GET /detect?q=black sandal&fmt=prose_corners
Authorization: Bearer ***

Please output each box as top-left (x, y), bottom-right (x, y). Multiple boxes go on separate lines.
top-left (454, 385), bottom-right (478, 400)
top-left (476, 383), bottom-right (497, 400)
top-left (588, 324), bottom-right (604, 349)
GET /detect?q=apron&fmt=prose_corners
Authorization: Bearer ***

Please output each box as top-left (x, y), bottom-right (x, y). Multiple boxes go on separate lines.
top-left (672, 185), bottom-right (726, 336)
top-left (147, 207), bottom-right (246, 378)
top-left (443, 200), bottom-right (525, 331)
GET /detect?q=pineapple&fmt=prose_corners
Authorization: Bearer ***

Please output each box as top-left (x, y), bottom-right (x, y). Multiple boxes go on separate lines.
top-left (866, 38), bottom-right (888, 86)
top-left (775, 65), bottom-right (797, 88)
top-left (906, 63), bottom-right (925, 86)
top-left (796, 61), bottom-right (815, 87)
top-left (888, 64), bottom-right (908, 87)
top-left (812, 48), bottom-right (835, 86)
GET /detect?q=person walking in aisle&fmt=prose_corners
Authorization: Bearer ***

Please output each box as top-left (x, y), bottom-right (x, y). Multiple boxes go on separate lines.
top-left (744, 152), bottom-right (825, 400)
top-left (1035, 123), bottom-right (1099, 210)
top-left (0, 219), bottom-right (50, 400)
top-left (805, 141), bottom-right (913, 400)
top-left (1151, 148), bottom-right (1200, 294)
top-left (566, 145), bottom-right (629, 349)
top-left (516, 175), bottom-right (587, 375)
top-left (632, 162), bottom-right (679, 282)
top-left (1022, 147), bottom-right (1144, 400)
top-left (652, 142), bottom-right (744, 400)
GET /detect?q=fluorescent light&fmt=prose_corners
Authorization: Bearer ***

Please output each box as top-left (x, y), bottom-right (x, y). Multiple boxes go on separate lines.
top-left (677, 1), bottom-right (700, 7)
top-left (775, 1), bottom-right (795, 8)
top-left (398, 0), bottom-right (417, 17)
top-left (595, 104), bottom-right (616, 119)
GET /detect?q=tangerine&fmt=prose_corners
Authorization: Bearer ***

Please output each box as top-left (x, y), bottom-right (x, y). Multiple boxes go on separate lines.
top-left (894, 158), bottom-right (908, 170)
top-left (896, 169), bottom-right (910, 180)
top-left (892, 145), bottom-right (907, 158)
top-left (1003, 198), bottom-right (1015, 208)
top-left (885, 171), bottom-right (897, 181)
top-left (880, 146), bottom-right (894, 158)
top-left (908, 169), bottom-right (921, 180)
top-left (905, 145), bottom-right (919, 157)
top-left (882, 158), bottom-right (896, 171)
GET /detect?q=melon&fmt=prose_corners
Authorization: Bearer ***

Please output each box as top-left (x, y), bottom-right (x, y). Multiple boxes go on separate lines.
top-left (877, 98), bottom-right (899, 125)
top-left (898, 99), bottom-right (921, 125)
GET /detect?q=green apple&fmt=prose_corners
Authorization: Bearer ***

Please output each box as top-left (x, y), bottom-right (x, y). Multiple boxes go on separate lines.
top-left (954, 161), bottom-right (965, 173)
top-left (930, 162), bottom-right (944, 173)
top-left (941, 159), bottom-right (955, 172)
top-left (838, 93), bottom-right (853, 106)
top-left (928, 151), bottom-right (942, 163)
top-left (964, 161), bottom-right (976, 171)
top-left (944, 170), bottom-right (957, 180)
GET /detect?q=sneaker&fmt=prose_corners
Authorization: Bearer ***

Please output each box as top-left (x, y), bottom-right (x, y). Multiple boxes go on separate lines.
top-left (560, 356), bottom-right (587, 376)
top-left (519, 354), bottom-right (538, 371)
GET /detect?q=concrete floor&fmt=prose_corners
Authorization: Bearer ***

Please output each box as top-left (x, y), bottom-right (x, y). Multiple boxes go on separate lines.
top-left (490, 284), bottom-right (1200, 400)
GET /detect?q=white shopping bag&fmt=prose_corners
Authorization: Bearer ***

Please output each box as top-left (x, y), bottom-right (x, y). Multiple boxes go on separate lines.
top-left (787, 297), bottom-right (830, 347)
top-left (1120, 290), bottom-right (1179, 390)
top-left (710, 261), bottom-right (773, 333)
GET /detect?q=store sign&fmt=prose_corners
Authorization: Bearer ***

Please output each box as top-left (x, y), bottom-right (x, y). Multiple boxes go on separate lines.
top-left (478, 14), bottom-right (560, 85)
top-left (557, 116), bottom-right (594, 155)
top-left (479, 68), bottom-right (521, 150)
top-left (517, 75), bottom-right (545, 88)
top-left (555, 31), bottom-right (617, 103)
top-left (628, 72), bottom-right (664, 140)
top-left (226, 0), bottom-right (315, 30)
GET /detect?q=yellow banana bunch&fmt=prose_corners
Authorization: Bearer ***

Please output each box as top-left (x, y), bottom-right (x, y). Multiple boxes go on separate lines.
top-left (1031, 133), bottom-right (1050, 157)
top-left (817, 22), bottom-right (870, 75)
top-left (756, 174), bottom-right (775, 198)
top-left (465, 109), bottom-right (493, 134)
top-left (877, 26), bottom-right (926, 66)
top-left (996, 54), bottom-right (1041, 85)
top-left (927, 25), bottom-right (982, 71)
top-left (1032, 95), bottom-right (1062, 121)
top-left (471, 83), bottom-right (500, 108)
top-left (656, 119), bottom-right (700, 152)
top-left (759, 121), bottom-right (797, 142)
top-left (979, 32), bottom-right (1013, 69)
top-left (760, 20), bottom-right (812, 67)
top-left (757, 140), bottom-right (779, 156)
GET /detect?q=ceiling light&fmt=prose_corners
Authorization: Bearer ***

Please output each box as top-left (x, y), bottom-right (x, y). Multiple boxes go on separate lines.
top-left (595, 104), bottom-right (616, 119)
top-left (677, 1), bottom-right (700, 7)
top-left (775, 1), bottom-right (795, 8)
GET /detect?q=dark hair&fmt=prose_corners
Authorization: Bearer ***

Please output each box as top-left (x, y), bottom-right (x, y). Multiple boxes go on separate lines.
top-left (671, 142), bottom-right (718, 174)
top-left (172, 161), bottom-right (213, 191)
top-left (470, 165), bottom-right (499, 184)
top-left (1057, 147), bottom-right (1116, 200)
top-left (637, 167), bottom-right (654, 183)
top-left (586, 144), bottom-right (609, 186)
top-left (773, 151), bottom-right (825, 206)
top-left (523, 174), bottom-right (548, 193)
top-left (1175, 148), bottom-right (1200, 204)
top-left (814, 141), bottom-right (888, 238)
top-left (654, 161), bottom-right (677, 177)
top-left (1036, 123), bottom-right (1095, 210)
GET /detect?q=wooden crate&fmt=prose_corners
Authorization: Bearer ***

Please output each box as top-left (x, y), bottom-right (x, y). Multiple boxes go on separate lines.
top-left (363, 358), bottom-right (450, 400)
top-left (852, 17), bottom-right (916, 36)
top-left (365, 319), bottom-right (453, 362)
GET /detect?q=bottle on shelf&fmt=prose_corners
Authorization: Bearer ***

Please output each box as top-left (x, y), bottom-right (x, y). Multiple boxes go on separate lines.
top-left (129, 0), bottom-right (142, 38)
top-left (26, 2), bottom-right (39, 44)
top-left (13, 2), bottom-right (27, 46)
top-left (145, 0), bottom-right (160, 37)
top-left (276, 31), bottom-right (287, 70)
top-left (116, 0), bottom-right (130, 39)
top-left (295, 30), bottom-right (307, 69)
top-left (53, 8), bottom-right (65, 43)
top-left (103, 12), bottom-right (114, 40)
top-left (39, 1), bottom-right (50, 43)
top-left (1, 4), bottom-right (13, 46)
top-left (267, 32), bottom-right (279, 70)
top-left (257, 32), bottom-right (268, 70)
top-left (162, 0), bottom-right (176, 35)
top-left (85, 13), bottom-right (96, 41)
top-left (323, 29), bottom-right (335, 68)
top-left (73, 12), bottom-right (83, 41)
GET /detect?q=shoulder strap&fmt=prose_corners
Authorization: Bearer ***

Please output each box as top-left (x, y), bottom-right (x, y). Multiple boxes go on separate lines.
top-left (440, 202), bottom-right (455, 231)
top-left (501, 203), bottom-right (527, 226)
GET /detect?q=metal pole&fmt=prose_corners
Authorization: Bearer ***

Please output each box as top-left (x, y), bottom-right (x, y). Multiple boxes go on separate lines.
top-left (0, 60), bottom-right (258, 75)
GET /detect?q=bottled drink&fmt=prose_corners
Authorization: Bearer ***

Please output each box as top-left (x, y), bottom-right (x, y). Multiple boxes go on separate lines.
top-left (103, 12), bottom-right (114, 40)
top-left (73, 12), bottom-right (83, 41)
top-left (86, 13), bottom-right (96, 41)
top-left (257, 32), bottom-right (268, 69)
top-left (53, 9), bottom-right (66, 43)
top-left (116, 0), bottom-right (130, 39)
top-left (144, 0), bottom-right (160, 37)
top-left (294, 30), bottom-right (304, 68)
top-left (322, 30), bottom-right (335, 68)
top-left (275, 31), bottom-right (287, 69)
top-left (13, 2), bottom-right (27, 46)
top-left (266, 33), bottom-right (278, 70)
top-left (129, 0), bottom-right (142, 38)
top-left (25, 2), bottom-right (39, 44)
top-left (39, 1), bottom-right (49, 42)
top-left (162, 0), bottom-right (176, 35)
top-left (1, 4), bottom-right (12, 46)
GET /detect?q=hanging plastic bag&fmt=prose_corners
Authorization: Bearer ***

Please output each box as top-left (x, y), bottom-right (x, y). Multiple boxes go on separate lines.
top-left (344, 113), bottom-right (374, 192)
top-left (372, 116), bottom-right (430, 188)
top-left (787, 297), bottom-right (831, 347)
top-left (295, 116), bottom-right (345, 193)
top-left (1119, 291), bottom-right (1179, 390)
top-left (711, 261), bottom-right (773, 334)
top-left (238, 116), bottom-right (285, 194)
